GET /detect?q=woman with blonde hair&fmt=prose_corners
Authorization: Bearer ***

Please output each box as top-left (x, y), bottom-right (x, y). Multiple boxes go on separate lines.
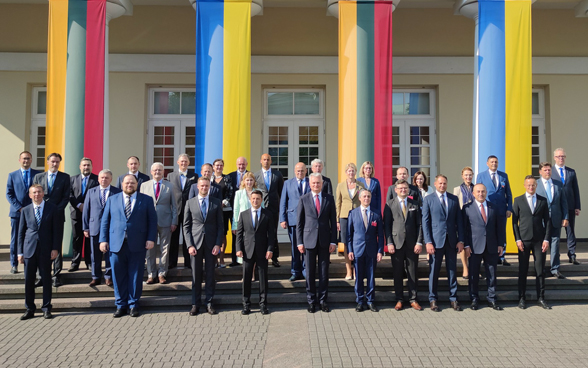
top-left (453, 166), bottom-right (475, 279)
top-left (357, 161), bottom-right (382, 216)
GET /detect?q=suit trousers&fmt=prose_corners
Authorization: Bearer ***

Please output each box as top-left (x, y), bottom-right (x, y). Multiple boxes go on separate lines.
top-left (392, 246), bottom-right (419, 303)
top-left (305, 244), bottom-right (331, 305)
top-left (90, 235), bottom-right (111, 280)
top-left (468, 249), bottom-right (498, 302)
top-left (428, 238), bottom-right (458, 302)
top-left (37, 220), bottom-right (64, 282)
top-left (564, 210), bottom-right (577, 256)
top-left (549, 226), bottom-right (563, 273)
top-left (24, 247), bottom-right (53, 312)
top-left (268, 209), bottom-right (280, 261)
top-left (497, 214), bottom-right (507, 259)
top-left (146, 226), bottom-right (171, 278)
top-left (288, 226), bottom-right (305, 278)
top-left (71, 213), bottom-right (91, 268)
top-left (9, 217), bottom-right (20, 268)
top-left (354, 254), bottom-right (377, 304)
top-left (190, 241), bottom-right (216, 306)
top-left (169, 208), bottom-right (191, 268)
top-left (110, 241), bottom-right (146, 309)
top-left (242, 252), bottom-right (269, 307)
top-left (518, 240), bottom-right (546, 300)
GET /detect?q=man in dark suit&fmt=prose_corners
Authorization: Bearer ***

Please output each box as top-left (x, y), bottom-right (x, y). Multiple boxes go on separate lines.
top-left (83, 169), bottom-right (121, 286)
top-left (255, 153), bottom-right (284, 267)
top-left (184, 177), bottom-right (224, 316)
top-left (297, 173), bottom-right (337, 313)
top-left (385, 166), bottom-right (419, 202)
top-left (99, 174), bottom-right (158, 318)
top-left (227, 156), bottom-right (248, 267)
top-left (32, 153), bottom-right (71, 287)
top-left (115, 156), bottom-right (150, 189)
top-left (552, 148), bottom-right (581, 265)
top-left (280, 162), bottom-right (310, 281)
top-left (18, 184), bottom-right (60, 320)
top-left (188, 163), bottom-right (223, 202)
top-left (422, 174), bottom-right (465, 312)
top-left (311, 158), bottom-right (333, 196)
top-left (536, 162), bottom-right (568, 279)
top-left (512, 176), bottom-right (551, 310)
top-left (68, 157), bottom-right (98, 272)
top-left (6, 151), bottom-right (40, 274)
top-left (463, 184), bottom-right (504, 311)
top-left (167, 153), bottom-right (198, 269)
top-left (348, 189), bottom-right (384, 312)
top-left (383, 179), bottom-right (424, 311)
top-left (236, 190), bottom-right (275, 315)
top-left (475, 155), bottom-right (513, 266)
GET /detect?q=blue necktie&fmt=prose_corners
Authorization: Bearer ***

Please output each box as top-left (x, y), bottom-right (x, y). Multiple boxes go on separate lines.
top-left (48, 173), bottom-right (55, 194)
top-left (23, 170), bottom-right (29, 191)
top-left (545, 180), bottom-right (552, 203)
top-left (201, 199), bottom-right (207, 220)
top-left (559, 168), bottom-right (565, 185)
top-left (82, 177), bottom-right (87, 195)
top-left (264, 171), bottom-right (270, 190)
top-left (35, 206), bottom-right (41, 227)
top-left (298, 180), bottom-right (303, 195)
top-left (252, 209), bottom-right (258, 228)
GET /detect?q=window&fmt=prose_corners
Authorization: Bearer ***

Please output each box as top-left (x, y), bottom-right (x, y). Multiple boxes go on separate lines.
top-left (31, 87), bottom-right (47, 170)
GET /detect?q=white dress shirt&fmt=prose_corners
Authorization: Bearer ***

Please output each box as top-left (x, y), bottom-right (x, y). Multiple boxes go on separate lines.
top-left (526, 193), bottom-right (536, 212)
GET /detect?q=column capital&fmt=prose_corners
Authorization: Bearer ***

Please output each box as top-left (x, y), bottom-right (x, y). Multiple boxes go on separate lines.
top-left (327, 0), bottom-right (400, 18)
top-left (576, 0), bottom-right (588, 17)
top-left (188, 0), bottom-right (264, 16)
top-left (107, 0), bottom-right (133, 23)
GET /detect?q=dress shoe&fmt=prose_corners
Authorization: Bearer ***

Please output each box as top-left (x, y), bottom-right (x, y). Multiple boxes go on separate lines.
top-left (569, 254), bottom-right (580, 265)
top-left (20, 310), bottom-right (35, 320)
top-left (272, 260), bottom-right (281, 267)
top-left (146, 277), bottom-right (155, 285)
top-left (367, 303), bottom-right (378, 312)
top-left (307, 304), bottom-right (316, 313)
top-left (394, 301), bottom-right (403, 311)
top-left (260, 305), bottom-right (270, 315)
top-left (89, 279), bottom-right (101, 287)
top-left (206, 304), bottom-right (217, 315)
top-left (105, 279), bottom-right (113, 287)
top-left (189, 305), bottom-right (199, 316)
top-left (10, 267), bottom-right (17, 274)
top-left (130, 308), bottom-right (141, 317)
top-left (410, 302), bottom-right (423, 311)
top-left (320, 303), bottom-right (330, 313)
top-left (228, 262), bottom-right (240, 267)
top-left (35, 279), bottom-right (43, 288)
top-left (552, 271), bottom-right (566, 279)
top-left (451, 301), bottom-right (462, 311)
top-left (501, 259), bottom-right (511, 266)
top-left (43, 311), bottom-right (53, 319)
top-left (355, 303), bottom-right (364, 312)
top-left (487, 301), bottom-right (503, 311)
top-left (470, 300), bottom-right (479, 310)
top-left (430, 301), bottom-right (440, 312)
top-left (159, 275), bottom-right (167, 284)
top-left (113, 309), bottom-right (127, 318)
top-left (86, 264), bottom-right (91, 270)
top-left (68, 265), bottom-right (79, 272)
top-left (538, 299), bottom-right (552, 310)
top-left (241, 306), bottom-right (251, 315)
top-left (289, 275), bottom-right (297, 282)
top-left (518, 298), bottom-right (526, 309)
top-left (52, 278), bottom-right (62, 288)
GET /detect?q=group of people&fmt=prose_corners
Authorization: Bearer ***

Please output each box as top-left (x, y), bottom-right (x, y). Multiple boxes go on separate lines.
top-left (6, 147), bottom-right (581, 320)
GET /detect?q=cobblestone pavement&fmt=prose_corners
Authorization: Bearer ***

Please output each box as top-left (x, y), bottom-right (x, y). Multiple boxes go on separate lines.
top-left (1, 302), bottom-right (588, 368)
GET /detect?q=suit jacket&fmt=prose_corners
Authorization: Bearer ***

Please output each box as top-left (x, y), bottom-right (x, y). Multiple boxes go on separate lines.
top-left (82, 185), bottom-right (122, 237)
top-left (347, 207), bottom-right (384, 258)
top-left (33, 171), bottom-right (71, 221)
top-left (536, 178), bottom-right (568, 228)
top-left (476, 170), bottom-right (513, 215)
top-left (18, 202), bottom-right (60, 259)
top-left (254, 169), bottom-right (284, 216)
top-left (552, 165), bottom-right (581, 211)
top-left (279, 177), bottom-right (310, 225)
top-left (512, 194), bottom-right (551, 243)
top-left (232, 189), bottom-right (264, 229)
top-left (383, 197), bottom-right (423, 250)
top-left (140, 179), bottom-right (178, 228)
top-left (335, 181), bottom-right (365, 221)
top-left (422, 191), bottom-right (464, 248)
top-left (453, 184), bottom-right (474, 209)
top-left (236, 207), bottom-right (276, 260)
top-left (99, 192), bottom-right (158, 253)
top-left (183, 196), bottom-right (223, 250)
top-left (167, 170), bottom-right (198, 216)
top-left (357, 177), bottom-right (382, 216)
top-left (6, 168), bottom-right (40, 217)
top-left (116, 171), bottom-right (150, 189)
top-left (296, 192), bottom-right (337, 249)
top-left (386, 183), bottom-right (420, 205)
top-left (321, 175), bottom-right (333, 197)
top-left (188, 181), bottom-right (223, 202)
top-left (463, 201), bottom-right (503, 255)
top-left (69, 173), bottom-right (99, 217)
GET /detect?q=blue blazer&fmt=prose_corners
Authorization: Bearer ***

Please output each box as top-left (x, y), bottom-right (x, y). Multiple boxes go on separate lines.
top-left (18, 202), bottom-right (60, 259)
top-left (357, 177), bottom-right (382, 216)
top-left (552, 166), bottom-right (580, 211)
top-left (347, 207), bottom-right (384, 258)
top-left (99, 192), bottom-right (158, 253)
top-left (116, 171), bottom-right (150, 189)
top-left (82, 185), bottom-right (122, 237)
top-left (536, 178), bottom-right (568, 228)
top-left (476, 170), bottom-right (513, 215)
top-left (422, 192), bottom-right (464, 248)
top-left (6, 168), bottom-right (40, 218)
top-left (279, 177), bottom-right (310, 225)
top-left (188, 181), bottom-right (223, 202)
top-left (463, 201), bottom-right (503, 255)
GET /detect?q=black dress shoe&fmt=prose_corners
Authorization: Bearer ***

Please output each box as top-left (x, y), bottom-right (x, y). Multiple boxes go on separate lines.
top-left (569, 254), bottom-right (580, 265)
top-left (10, 267), bottom-right (17, 274)
top-left (130, 308), bottom-right (140, 317)
top-left (189, 305), bottom-right (199, 316)
top-left (20, 310), bottom-right (34, 320)
top-left (487, 301), bottom-right (503, 310)
top-left (538, 299), bottom-right (552, 310)
top-left (288, 275), bottom-right (297, 282)
top-left (518, 298), bottom-right (526, 309)
top-left (52, 278), bottom-right (62, 287)
top-left (430, 301), bottom-right (440, 312)
top-left (260, 305), bottom-right (269, 315)
top-left (43, 311), bottom-right (53, 319)
top-left (68, 265), bottom-right (79, 272)
top-left (228, 262), bottom-right (240, 267)
top-left (113, 309), bottom-right (127, 318)
top-left (34, 279), bottom-right (43, 288)
top-left (501, 259), bottom-right (511, 266)
top-left (367, 303), bottom-right (378, 312)
top-left (552, 271), bottom-right (566, 279)
top-left (355, 303), bottom-right (364, 312)
top-left (206, 304), bottom-right (217, 315)
top-left (470, 300), bottom-right (479, 310)
top-left (451, 301), bottom-right (462, 311)
top-left (272, 260), bottom-right (281, 267)
top-left (307, 304), bottom-right (316, 313)
top-left (320, 303), bottom-right (330, 313)
top-left (241, 306), bottom-right (251, 315)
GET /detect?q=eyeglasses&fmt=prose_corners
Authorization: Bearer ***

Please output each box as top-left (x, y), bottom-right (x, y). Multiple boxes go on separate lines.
top-left (554, 155), bottom-right (566, 159)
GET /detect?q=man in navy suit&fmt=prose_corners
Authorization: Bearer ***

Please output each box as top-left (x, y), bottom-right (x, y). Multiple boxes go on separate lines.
top-left (227, 156), bottom-right (248, 267)
top-left (552, 148), bottom-right (581, 265)
top-left (422, 174), bottom-right (465, 312)
top-left (311, 158), bottom-right (333, 196)
top-left (18, 184), bottom-right (60, 320)
top-left (463, 184), bottom-right (504, 311)
top-left (83, 169), bottom-right (121, 286)
top-left (115, 156), bottom-right (150, 189)
top-left (100, 174), bottom-right (157, 318)
top-left (536, 162), bottom-right (568, 279)
top-left (475, 155), bottom-right (513, 266)
top-left (188, 163), bottom-right (223, 202)
top-left (385, 167), bottom-right (420, 204)
top-left (280, 162), bottom-right (310, 281)
top-left (6, 151), bottom-right (40, 274)
top-left (347, 190), bottom-right (384, 312)
top-left (32, 153), bottom-right (71, 287)
top-left (297, 173), bottom-right (337, 313)
top-left (68, 157), bottom-right (98, 272)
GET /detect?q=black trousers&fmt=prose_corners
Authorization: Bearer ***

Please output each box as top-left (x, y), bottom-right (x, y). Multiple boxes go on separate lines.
top-left (518, 240), bottom-right (546, 300)
top-left (190, 243), bottom-right (216, 306)
top-left (71, 213), bottom-right (91, 268)
top-left (242, 252), bottom-right (269, 307)
top-left (392, 246), bottom-right (419, 303)
top-left (38, 217), bottom-right (64, 282)
top-left (305, 245), bottom-right (330, 305)
top-left (564, 210), bottom-right (577, 256)
top-left (468, 249), bottom-right (498, 302)
top-left (169, 207), bottom-right (191, 268)
top-left (25, 247), bottom-right (53, 312)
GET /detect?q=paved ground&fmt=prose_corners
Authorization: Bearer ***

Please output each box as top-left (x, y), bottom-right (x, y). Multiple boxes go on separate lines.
top-left (1, 302), bottom-right (588, 368)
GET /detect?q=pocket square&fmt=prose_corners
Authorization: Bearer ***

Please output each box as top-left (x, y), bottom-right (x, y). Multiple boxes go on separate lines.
top-left (371, 221), bottom-right (377, 227)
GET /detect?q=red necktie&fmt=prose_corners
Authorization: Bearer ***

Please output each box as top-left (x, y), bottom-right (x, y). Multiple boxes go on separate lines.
top-left (315, 195), bottom-right (321, 214)
top-left (155, 182), bottom-right (160, 200)
top-left (480, 203), bottom-right (487, 223)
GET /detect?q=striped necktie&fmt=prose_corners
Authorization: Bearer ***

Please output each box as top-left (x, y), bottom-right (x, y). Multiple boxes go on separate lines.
top-left (101, 189), bottom-right (106, 207)
top-left (125, 196), bottom-right (132, 219)
top-left (35, 206), bottom-right (41, 227)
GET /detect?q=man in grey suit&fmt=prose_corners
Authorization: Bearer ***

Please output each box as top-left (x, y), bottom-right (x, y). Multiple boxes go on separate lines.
top-left (141, 162), bottom-right (178, 284)
top-left (385, 166), bottom-right (419, 203)
top-left (536, 162), bottom-right (568, 279)
top-left (184, 177), bottom-right (223, 316)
